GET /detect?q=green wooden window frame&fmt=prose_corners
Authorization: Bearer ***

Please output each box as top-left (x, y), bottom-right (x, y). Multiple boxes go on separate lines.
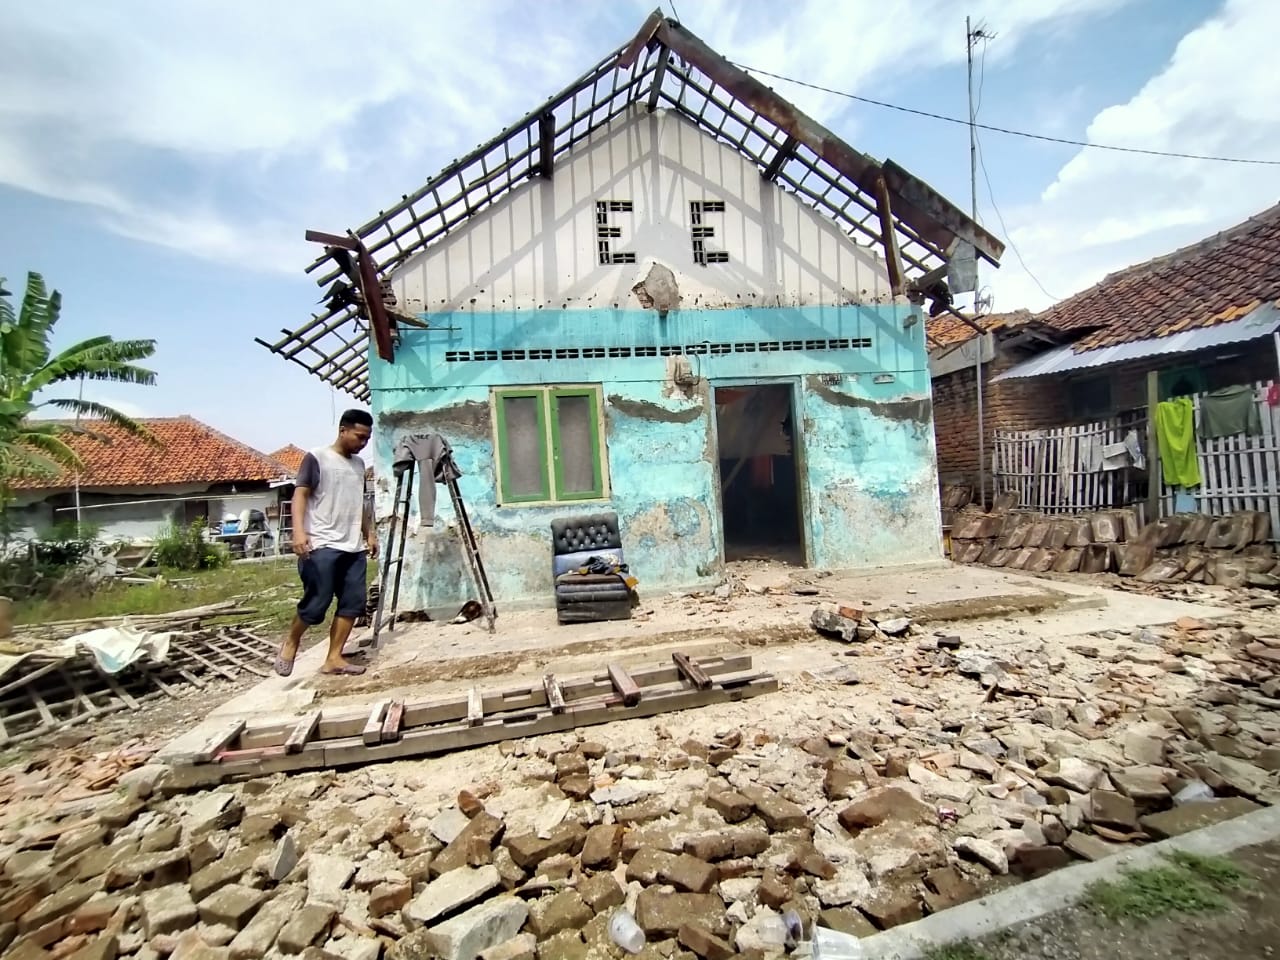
top-left (494, 389), bottom-right (550, 503)
top-left (493, 386), bottom-right (607, 505)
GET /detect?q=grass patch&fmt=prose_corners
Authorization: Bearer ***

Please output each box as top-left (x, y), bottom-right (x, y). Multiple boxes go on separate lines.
top-left (925, 944), bottom-right (990, 960)
top-left (1086, 850), bottom-right (1249, 921)
top-left (13, 559), bottom-right (301, 631)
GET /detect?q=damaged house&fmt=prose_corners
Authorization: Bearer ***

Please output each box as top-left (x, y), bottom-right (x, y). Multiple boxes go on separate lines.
top-left (260, 11), bottom-right (1003, 613)
top-left (929, 202), bottom-right (1280, 532)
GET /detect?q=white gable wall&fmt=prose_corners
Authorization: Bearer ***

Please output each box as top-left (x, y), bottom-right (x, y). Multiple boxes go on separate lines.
top-left (392, 106), bottom-right (892, 312)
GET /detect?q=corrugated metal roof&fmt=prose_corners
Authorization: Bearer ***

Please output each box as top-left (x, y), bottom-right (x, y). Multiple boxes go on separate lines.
top-left (993, 303), bottom-right (1280, 382)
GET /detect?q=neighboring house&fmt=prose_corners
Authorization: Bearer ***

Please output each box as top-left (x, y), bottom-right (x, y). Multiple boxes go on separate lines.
top-left (929, 202), bottom-right (1280, 528)
top-left (7, 416), bottom-right (291, 542)
top-left (271, 445), bottom-right (307, 476)
top-left (260, 13), bottom-right (1002, 612)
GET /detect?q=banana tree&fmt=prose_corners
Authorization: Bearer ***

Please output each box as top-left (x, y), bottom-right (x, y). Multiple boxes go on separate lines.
top-left (0, 272), bottom-right (157, 484)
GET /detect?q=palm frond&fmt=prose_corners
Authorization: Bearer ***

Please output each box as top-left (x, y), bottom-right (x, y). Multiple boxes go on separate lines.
top-left (42, 398), bottom-right (158, 442)
top-left (0, 429), bottom-right (82, 478)
top-left (28, 339), bottom-right (157, 391)
top-left (17, 273), bottom-right (56, 371)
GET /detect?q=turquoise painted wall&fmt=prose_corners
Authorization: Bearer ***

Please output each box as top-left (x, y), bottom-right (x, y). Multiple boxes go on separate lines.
top-left (370, 304), bottom-right (940, 613)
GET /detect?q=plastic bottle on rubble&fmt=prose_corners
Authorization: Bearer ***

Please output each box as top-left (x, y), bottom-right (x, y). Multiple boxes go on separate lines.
top-left (810, 927), bottom-right (864, 960)
top-left (609, 909), bottom-right (646, 954)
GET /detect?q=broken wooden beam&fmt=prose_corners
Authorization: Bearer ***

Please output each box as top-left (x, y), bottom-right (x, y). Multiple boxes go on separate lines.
top-left (382, 701), bottom-right (405, 742)
top-left (543, 675), bottom-right (566, 714)
top-left (285, 711), bottom-right (322, 754)
top-left (192, 720), bottom-right (246, 764)
top-left (672, 652), bottom-right (712, 690)
top-left (362, 700), bottom-right (390, 746)
top-left (607, 664), bottom-right (641, 706)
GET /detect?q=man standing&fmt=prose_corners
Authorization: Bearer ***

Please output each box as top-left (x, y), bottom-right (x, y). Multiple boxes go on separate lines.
top-left (274, 409), bottom-right (379, 677)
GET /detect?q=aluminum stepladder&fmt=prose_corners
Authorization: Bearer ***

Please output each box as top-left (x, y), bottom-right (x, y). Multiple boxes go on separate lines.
top-left (370, 457), bottom-right (497, 647)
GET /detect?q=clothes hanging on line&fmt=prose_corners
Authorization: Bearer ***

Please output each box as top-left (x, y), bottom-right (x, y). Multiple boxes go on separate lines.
top-left (1155, 397), bottom-right (1201, 488)
top-left (1199, 384), bottom-right (1261, 439)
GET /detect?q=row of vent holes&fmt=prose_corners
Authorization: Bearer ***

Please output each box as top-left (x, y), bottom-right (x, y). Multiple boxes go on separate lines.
top-left (442, 338), bottom-right (873, 363)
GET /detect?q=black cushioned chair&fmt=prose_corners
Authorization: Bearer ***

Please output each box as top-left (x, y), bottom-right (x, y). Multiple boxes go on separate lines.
top-left (550, 512), bottom-right (633, 624)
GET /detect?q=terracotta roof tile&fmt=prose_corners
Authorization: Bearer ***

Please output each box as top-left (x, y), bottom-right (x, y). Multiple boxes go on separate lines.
top-left (1040, 202), bottom-right (1280, 350)
top-left (270, 444), bottom-right (307, 475)
top-left (12, 416), bottom-right (290, 491)
top-left (926, 309), bottom-right (1034, 347)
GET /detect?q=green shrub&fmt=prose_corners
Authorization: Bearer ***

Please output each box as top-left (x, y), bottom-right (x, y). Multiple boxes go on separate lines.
top-left (0, 524), bottom-right (105, 601)
top-left (152, 519), bottom-right (229, 571)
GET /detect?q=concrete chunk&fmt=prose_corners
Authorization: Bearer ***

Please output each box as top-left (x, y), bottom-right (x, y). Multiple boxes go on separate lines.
top-left (423, 895), bottom-right (528, 960)
top-left (197, 884), bottom-right (265, 928)
top-left (141, 884), bottom-right (197, 938)
top-left (579, 825), bottom-right (623, 869)
top-left (229, 892), bottom-right (302, 959)
top-left (739, 784), bottom-right (809, 832)
top-left (527, 891), bottom-right (591, 937)
top-left (276, 903), bottom-right (335, 955)
top-left (404, 865), bottom-right (501, 927)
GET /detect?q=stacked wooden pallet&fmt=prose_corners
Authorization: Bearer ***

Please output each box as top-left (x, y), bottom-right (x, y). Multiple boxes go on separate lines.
top-left (949, 504), bottom-right (1278, 587)
top-left (163, 653), bottom-right (778, 789)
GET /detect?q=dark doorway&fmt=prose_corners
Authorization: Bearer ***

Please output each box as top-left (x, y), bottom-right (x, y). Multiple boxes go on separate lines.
top-left (713, 384), bottom-right (804, 564)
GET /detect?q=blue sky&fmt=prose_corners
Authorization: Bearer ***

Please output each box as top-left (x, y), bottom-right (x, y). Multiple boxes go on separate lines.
top-left (2, 0), bottom-right (1276, 454)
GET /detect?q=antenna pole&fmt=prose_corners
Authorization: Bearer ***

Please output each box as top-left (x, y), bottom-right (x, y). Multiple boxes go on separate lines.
top-left (968, 16), bottom-right (987, 510)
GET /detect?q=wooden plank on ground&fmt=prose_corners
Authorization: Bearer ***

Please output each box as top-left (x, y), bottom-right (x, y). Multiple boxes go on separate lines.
top-left (176, 654), bottom-right (756, 751)
top-left (363, 700), bottom-right (390, 746)
top-left (285, 711), bottom-right (322, 754)
top-left (192, 719), bottom-right (246, 763)
top-left (381, 701), bottom-right (404, 742)
top-left (467, 688), bottom-right (484, 726)
top-left (672, 652), bottom-right (712, 689)
top-left (94, 667), bottom-right (140, 709)
top-left (171, 639), bottom-right (238, 681)
top-left (163, 667), bottom-right (778, 789)
top-left (29, 687), bottom-right (56, 727)
top-left (607, 664), bottom-right (641, 706)
top-left (543, 675), bottom-right (566, 714)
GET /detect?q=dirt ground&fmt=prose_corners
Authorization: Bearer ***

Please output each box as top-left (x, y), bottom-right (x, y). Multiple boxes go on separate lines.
top-left (970, 839), bottom-right (1280, 960)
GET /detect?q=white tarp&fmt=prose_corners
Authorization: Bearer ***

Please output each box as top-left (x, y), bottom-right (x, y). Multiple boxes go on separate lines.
top-left (0, 625), bottom-right (172, 683)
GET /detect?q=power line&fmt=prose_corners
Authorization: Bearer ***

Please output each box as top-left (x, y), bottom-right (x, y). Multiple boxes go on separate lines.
top-left (733, 62), bottom-right (1280, 166)
top-left (667, 0), bottom-right (682, 24)
top-left (977, 134), bottom-right (1060, 303)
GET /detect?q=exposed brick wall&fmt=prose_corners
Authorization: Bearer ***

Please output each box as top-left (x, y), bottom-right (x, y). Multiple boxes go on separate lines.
top-left (932, 348), bottom-right (1068, 491)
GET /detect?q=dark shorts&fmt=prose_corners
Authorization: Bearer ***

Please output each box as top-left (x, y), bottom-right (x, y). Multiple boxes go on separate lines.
top-left (297, 547), bottom-right (367, 625)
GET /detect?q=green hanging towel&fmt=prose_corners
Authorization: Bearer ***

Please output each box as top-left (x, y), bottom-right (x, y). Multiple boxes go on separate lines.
top-left (1155, 397), bottom-right (1201, 487)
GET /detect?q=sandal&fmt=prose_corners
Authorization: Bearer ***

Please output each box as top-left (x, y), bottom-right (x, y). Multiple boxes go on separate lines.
top-left (320, 663), bottom-right (367, 676)
top-left (273, 655), bottom-right (295, 677)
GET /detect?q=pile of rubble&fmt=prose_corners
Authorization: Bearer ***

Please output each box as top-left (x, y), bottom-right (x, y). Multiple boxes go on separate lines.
top-left (949, 504), bottom-right (1279, 588)
top-left (3, 610), bottom-right (1280, 960)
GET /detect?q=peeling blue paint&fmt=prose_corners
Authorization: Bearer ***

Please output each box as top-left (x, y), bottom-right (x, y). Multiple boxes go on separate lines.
top-left (369, 304), bottom-right (940, 613)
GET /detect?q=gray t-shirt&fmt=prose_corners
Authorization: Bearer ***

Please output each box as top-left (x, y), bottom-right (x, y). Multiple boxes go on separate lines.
top-left (296, 447), bottom-right (367, 553)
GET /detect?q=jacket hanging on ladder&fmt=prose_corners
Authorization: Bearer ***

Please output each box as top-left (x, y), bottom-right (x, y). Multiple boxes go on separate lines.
top-left (392, 433), bottom-right (463, 529)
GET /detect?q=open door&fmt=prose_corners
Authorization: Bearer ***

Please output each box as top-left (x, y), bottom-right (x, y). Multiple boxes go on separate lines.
top-left (713, 384), bottom-right (804, 564)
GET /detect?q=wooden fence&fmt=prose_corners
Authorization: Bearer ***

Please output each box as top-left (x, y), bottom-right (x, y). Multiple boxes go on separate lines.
top-left (992, 410), bottom-right (1148, 518)
top-left (992, 380), bottom-right (1280, 535)
top-left (1162, 382), bottom-right (1280, 532)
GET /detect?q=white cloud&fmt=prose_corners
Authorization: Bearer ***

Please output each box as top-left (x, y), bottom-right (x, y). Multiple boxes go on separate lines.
top-left (984, 0), bottom-right (1280, 312)
top-left (0, 0), bottom-right (646, 271)
top-left (692, 0), bottom-right (1131, 122)
top-left (0, 0), bottom-right (1127, 273)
